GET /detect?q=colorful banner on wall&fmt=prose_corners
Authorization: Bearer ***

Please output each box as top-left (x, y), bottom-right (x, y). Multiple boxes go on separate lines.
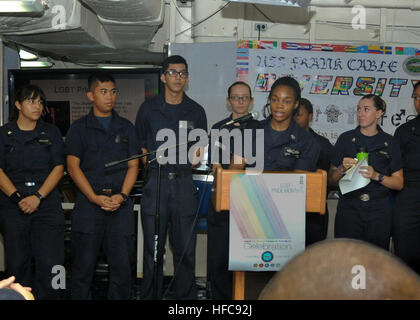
top-left (229, 173), bottom-right (306, 271)
top-left (236, 40), bottom-right (420, 143)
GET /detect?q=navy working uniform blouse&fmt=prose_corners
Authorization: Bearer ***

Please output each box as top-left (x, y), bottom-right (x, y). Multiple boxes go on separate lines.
top-left (251, 116), bottom-right (320, 172)
top-left (332, 126), bottom-right (402, 194)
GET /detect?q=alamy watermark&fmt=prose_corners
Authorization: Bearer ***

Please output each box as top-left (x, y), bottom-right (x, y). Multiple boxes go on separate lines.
top-left (351, 264), bottom-right (366, 290)
top-left (155, 127), bottom-right (265, 173)
top-left (51, 5), bottom-right (67, 30)
top-left (51, 265), bottom-right (66, 290)
top-left (352, 5), bottom-right (367, 30)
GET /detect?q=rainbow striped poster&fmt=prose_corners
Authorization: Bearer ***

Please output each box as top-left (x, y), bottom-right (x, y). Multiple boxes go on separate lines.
top-left (229, 173), bottom-right (306, 271)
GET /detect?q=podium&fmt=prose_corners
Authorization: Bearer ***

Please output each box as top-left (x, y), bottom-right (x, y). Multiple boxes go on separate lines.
top-left (211, 164), bottom-right (327, 300)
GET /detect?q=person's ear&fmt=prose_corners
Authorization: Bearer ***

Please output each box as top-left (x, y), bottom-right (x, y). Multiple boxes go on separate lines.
top-left (87, 91), bottom-right (94, 103)
top-left (15, 101), bottom-right (22, 111)
top-left (309, 113), bottom-right (314, 123)
top-left (160, 73), bottom-right (167, 84)
top-left (226, 97), bottom-right (232, 107)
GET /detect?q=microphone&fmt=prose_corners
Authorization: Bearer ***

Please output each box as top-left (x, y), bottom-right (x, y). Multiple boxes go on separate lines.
top-left (224, 111), bottom-right (259, 126)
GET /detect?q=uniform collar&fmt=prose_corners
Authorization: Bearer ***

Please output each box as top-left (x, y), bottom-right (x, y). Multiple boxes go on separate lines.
top-left (9, 119), bottom-right (48, 135)
top-left (85, 108), bottom-right (123, 134)
top-left (353, 125), bottom-right (389, 150)
top-left (410, 115), bottom-right (420, 134)
top-left (219, 114), bottom-right (234, 129)
top-left (6, 120), bottom-right (49, 143)
top-left (152, 92), bottom-right (194, 114)
top-left (354, 125), bottom-right (384, 139)
top-left (263, 115), bottom-right (297, 134)
top-left (263, 116), bottom-right (299, 146)
top-left (308, 127), bottom-right (316, 135)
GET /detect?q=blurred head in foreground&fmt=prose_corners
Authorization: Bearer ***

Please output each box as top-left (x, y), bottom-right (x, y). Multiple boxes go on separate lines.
top-left (259, 239), bottom-right (420, 300)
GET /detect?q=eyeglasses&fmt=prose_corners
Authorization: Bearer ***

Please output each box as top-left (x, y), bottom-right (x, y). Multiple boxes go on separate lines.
top-left (165, 69), bottom-right (189, 78)
top-left (229, 96), bottom-right (252, 102)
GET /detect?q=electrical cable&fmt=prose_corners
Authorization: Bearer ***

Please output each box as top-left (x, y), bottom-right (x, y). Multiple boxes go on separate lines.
top-left (174, 1), bottom-right (232, 37)
top-left (252, 4), bottom-right (276, 24)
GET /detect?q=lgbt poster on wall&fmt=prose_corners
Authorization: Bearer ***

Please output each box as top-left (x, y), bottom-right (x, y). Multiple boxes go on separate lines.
top-left (229, 173), bottom-right (306, 272)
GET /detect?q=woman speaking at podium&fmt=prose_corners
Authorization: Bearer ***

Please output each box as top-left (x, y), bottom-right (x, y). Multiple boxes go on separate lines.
top-left (329, 94), bottom-right (403, 250)
top-left (258, 76), bottom-right (320, 172)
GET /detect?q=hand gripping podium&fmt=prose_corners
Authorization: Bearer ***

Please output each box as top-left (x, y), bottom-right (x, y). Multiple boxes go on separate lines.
top-left (211, 164), bottom-right (327, 300)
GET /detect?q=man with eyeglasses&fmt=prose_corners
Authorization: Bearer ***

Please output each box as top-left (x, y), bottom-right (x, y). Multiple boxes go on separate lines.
top-left (207, 81), bottom-right (259, 299)
top-left (135, 55), bottom-right (207, 299)
top-left (66, 73), bottom-right (139, 299)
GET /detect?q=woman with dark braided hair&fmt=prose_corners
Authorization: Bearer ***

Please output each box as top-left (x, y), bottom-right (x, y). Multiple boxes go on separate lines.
top-left (259, 76), bottom-right (319, 172)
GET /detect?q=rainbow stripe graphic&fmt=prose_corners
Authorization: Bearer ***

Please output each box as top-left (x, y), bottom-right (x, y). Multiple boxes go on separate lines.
top-left (230, 175), bottom-right (291, 240)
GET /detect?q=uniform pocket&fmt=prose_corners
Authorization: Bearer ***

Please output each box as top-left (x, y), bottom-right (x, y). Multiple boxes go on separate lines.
top-left (114, 135), bottom-right (129, 156)
top-left (82, 144), bottom-right (101, 171)
top-left (31, 143), bottom-right (51, 168)
top-left (4, 143), bottom-right (19, 171)
top-left (370, 150), bottom-right (391, 175)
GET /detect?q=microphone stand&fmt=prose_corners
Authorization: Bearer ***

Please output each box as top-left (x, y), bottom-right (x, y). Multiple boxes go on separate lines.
top-left (146, 155), bottom-right (162, 301)
top-left (106, 149), bottom-right (162, 300)
top-left (105, 138), bottom-right (206, 300)
top-left (105, 120), bottom-right (253, 299)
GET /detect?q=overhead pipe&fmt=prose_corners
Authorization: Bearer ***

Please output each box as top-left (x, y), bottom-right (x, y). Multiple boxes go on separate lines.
top-left (310, 0), bottom-right (420, 10)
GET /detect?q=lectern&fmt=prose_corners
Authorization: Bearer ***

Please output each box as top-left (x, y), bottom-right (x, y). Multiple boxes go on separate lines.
top-left (211, 164), bottom-right (327, 300)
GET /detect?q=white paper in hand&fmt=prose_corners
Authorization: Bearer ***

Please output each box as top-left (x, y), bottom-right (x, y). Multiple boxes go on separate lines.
top-left (339, 158), bottom-right (370, 195)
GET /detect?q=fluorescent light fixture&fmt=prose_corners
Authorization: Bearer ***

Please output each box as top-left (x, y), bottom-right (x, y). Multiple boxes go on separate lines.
top-left (20, 60), bottom-right (53, 68)
top-left (99, 65), bottom-right (139, 69)
top-left (19, 49), bottom-right (39, 60)
top-left (224, 0), bottom-right (311, 7)
top-left (0, 0), bottom-right (44, 16)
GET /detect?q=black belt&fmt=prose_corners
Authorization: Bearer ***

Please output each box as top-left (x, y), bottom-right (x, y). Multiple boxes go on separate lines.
top-left (13, 181), bottom-right (39, 187)
top-left (94, 188), bottom-right (115, 196)
top-left (165, 171), bottom-right (192, 180)
top-left (147, 167), bottom-right (191, 180)
top-left (342, 190), bottom-right (389, 202)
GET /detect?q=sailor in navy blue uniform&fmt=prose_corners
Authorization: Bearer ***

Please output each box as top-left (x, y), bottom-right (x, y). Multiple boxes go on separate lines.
top-left (207, 81), bottom-right (259, 300)
top-left (256, 77), bottom-right (319, 173)
top-left (66, 73), bottom-right (139, 299)
top-left (0, 84), bottom-right (65, 299)
top-left (295, 98), bottom-right (333, 246)
top-left (393, 81), bottom-right (420, 274)
top-left (135, 55), bottom-right (207, 300)
top-left (330, 94), bottom-right (403, 250)
top-left (238, 77), bottom-right (319, 291)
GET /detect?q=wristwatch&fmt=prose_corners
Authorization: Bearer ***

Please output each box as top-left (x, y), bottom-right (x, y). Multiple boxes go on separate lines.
top-left (119, 192), bottom-right (129, 203)
top-left (377, 174), bottom-right (384, 183)
top-left (34, 191), bottom-right (44, 201)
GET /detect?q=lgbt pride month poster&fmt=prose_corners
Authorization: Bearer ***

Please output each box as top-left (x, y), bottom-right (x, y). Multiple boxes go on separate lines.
top-left (229, 173), bottom-right (306, 271)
